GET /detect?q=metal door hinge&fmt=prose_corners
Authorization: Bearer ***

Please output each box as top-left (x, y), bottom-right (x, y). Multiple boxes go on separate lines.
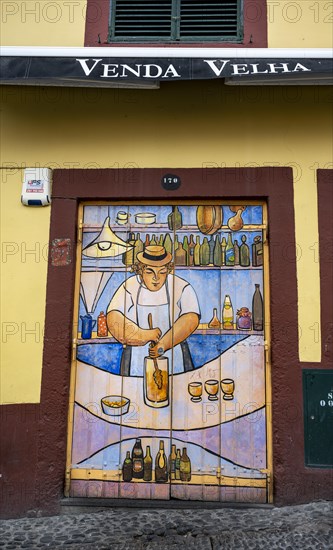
top-left (64, 469), bottom-right (71, 497)
top-left (77, 219), bottom-right (83, 243)
top-left (72, 338), bottom-right (77, 361)
top-left (264, 341), bottom-right (271, 364)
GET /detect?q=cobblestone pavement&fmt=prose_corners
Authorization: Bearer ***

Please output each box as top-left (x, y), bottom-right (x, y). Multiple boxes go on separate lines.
top-left (0, 501), bottom-right (332, 549)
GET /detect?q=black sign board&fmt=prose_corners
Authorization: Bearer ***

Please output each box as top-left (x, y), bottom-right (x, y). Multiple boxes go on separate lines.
top-left (0, 56), bottom-right (332, 85)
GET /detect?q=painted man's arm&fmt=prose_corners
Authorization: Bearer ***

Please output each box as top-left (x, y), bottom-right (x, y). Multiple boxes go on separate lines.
top-left (107, 310), bottom-right (161, 346)
top-left (149, 312), bottom-right (200, 357)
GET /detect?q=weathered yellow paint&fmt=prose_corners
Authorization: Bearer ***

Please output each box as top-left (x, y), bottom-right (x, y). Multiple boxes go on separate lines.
top-left (0, 0), bottom-right (87, 47)
top-left (1, 80), bottom-right (329, 403)
top-left (0, 169), bottom-right (50, 403)
top-left (1, 0), bottom-right (332, 49)
top-left (267, 0), bottom-right (333, 48)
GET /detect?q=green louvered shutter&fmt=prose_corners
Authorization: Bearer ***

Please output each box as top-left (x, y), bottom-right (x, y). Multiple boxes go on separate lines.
top-left (109, 0), bottom-right (242, 42)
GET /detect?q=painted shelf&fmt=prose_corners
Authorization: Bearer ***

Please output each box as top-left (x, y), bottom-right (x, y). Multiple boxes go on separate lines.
top-left (76, 328), bottom-right (263, 345)
top-left (82, 223), bottom-right (265, 233)
top-left (81, 265), bottom-right (263, 272)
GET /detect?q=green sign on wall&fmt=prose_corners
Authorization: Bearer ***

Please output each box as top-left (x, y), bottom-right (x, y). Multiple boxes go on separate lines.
top-left (303, 370), bottom-right (333, 468)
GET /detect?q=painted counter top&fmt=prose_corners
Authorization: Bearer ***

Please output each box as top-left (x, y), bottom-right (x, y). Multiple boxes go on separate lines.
top-left (75, 335), bottom-right (265, 432)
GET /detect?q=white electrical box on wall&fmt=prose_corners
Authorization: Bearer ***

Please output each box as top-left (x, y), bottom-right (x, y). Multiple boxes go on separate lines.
top-left (21, 168), bottom-right (52, 206)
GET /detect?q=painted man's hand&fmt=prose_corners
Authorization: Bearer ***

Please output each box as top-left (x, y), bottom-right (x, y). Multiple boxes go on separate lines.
top-left (139, 328), bottom-right (161, 346)
top-left (149, 342), bottom-right (165, 359)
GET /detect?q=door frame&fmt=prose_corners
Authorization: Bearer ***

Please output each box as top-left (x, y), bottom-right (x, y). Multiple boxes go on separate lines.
top-left (38, 167), bottom-right (302, 509)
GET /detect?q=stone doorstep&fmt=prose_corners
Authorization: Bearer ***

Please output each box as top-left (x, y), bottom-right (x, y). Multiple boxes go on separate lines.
top-left (60, 497), bottom-right (274, 513)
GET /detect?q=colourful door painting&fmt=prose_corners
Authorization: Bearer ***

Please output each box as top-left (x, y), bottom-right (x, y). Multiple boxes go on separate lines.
top-left (66, 202), bottom-right (272, 503)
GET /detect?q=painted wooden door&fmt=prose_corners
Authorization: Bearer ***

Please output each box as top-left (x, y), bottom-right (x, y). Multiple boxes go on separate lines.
top-left (66, 202), bottom-right (271, 503)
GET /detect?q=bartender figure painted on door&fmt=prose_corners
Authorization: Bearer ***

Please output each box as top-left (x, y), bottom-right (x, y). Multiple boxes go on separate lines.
top-left (69, 203), bottom-right (269, 502)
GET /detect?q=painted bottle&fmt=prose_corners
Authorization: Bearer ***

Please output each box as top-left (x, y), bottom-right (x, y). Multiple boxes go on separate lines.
top-left (134, 232), bottom-right (144, 258)
top-left (174, 234), bottom-right (179, 254)
top-left (143, 445), bottom-right (153, 482)
top-left (168, 206), bottom-right (183, 230)
top-left (131, 438), bottom-right (144, 479)
top-left (122, 451), bottom-right (133, 482)
top-left (209, 235), bottom-right (215, 265)
top-left (155, 440), bottom-right (168, 483)
top-left (225, 233), bottom-right (235, 266)
top-left (175, 449), bottom-right (181, 480)
top-left (123, 232), bottom-right (136, 266)
top-left (213, 235), bottom-right (222, 266)
top-left (183, 236), bottom-right (189, 266)
top-left (200, 237), bottom-right (210, 266)
top-left (188, 234), bottom-right (195, 266)
top-left (163, 232), bottom-right (173, 255)
top-left (234, 239), bottom-right (240, 266)
top-left (180, 447), bottom-right (191, 482)
top-left (252, 236), bottom-right (263, 267)
top-left (168, 444), bottom-right (177, 480)
top-left (150, 234), bottom-right (157, 246)
top-left (221, 236), bottom-right (227, 266)
top-left (97, 311), bottom-right (108, 337)
top-left (222, 295), bottom-right (234, 330)
top-left (144, 234), bottom-right (150, 248)
top-left (240, 235), bottom-right (250, 267)
top-left (208, 308), bottom-right (220, 329)
top-left (194, 236), bottom-right (201, 266)
top-left (175, 242), bottom-right (186, 266)
top-left (252, 284), bottom-right (263, 331)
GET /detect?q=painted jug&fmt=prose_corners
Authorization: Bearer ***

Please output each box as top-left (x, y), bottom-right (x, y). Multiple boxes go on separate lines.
top-left (80, 314), bottom-right (96, 339)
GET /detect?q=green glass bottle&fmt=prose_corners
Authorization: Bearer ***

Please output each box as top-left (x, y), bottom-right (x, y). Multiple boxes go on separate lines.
top-left (213, 235), bottom-right (222, 267)
top-left (240, 235), bottom-right (250, 267)
top-left (122, 451), bottom-right (133, 482)
top-left (194, 236), bottom-right (201, 266)
top-left (175, 448), bottom-right (181, 480)
top-left (180, 447), bottom-right (191, 482)
top-left (221, 237), bottom-right (227, 266)
top-left (155, 440), bottom-right (168, 483)
top-left (188, 234), bottom-right (195, 266)
top-left (134, 233), bottom-right (143, 261)
top-left (163, 232), bottom-right (173, 255)
top-left (150, 234), bottom-right (157, 246)
top-left (209, 236), bottom-right (215, 265)
top-left (200, 237), bottom-right (210, 266)
top-left (123, 232), bottom-right (135, 266)
top-left (143, 445), bottom-right (152, 482)
top-left (234, 239), bottom-right (240, 266)
top-left (225, 233), bottom-right (235, 266)
top-left (183, 236), bottom-right (189, 266)
top-left (174, 234), bottom-right (179, 254)
top-left (168, 206), bottom-right (183, 230)
top-left (158, 234), bottom-right (164, 246)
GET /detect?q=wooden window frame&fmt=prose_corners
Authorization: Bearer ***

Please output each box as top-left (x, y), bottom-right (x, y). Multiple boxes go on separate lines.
top-left (84, 0), bottom-right (268, 48)
top-left (108, 0), bottom-right (243, 44)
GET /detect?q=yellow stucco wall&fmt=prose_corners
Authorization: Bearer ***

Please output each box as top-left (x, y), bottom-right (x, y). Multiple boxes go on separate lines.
top-left (0, 169), bottom-right (50, 404)
top-left (267, 0), bottom-right (333, 48)
top-left (0, 0), bottom-right (332, 48)
top-left (0, 0), bottom-right (87, 46)
top-left (1, 82), bottom-right (331, 404)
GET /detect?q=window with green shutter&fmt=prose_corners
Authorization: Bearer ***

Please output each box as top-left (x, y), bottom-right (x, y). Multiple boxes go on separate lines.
top-left (108, 0), bottom-right (243, 42)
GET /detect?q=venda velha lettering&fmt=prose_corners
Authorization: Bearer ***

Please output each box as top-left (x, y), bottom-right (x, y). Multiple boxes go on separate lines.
top-left (203, 59), bottom-right (311, 76)
top-left (76, 59), bottom-right (181, 79)
top-left (76, 58), bottom-right (312, 80)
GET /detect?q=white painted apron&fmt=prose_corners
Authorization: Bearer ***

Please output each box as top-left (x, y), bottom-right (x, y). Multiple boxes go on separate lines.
top-left (129, 282), bottom-right (184, 376)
